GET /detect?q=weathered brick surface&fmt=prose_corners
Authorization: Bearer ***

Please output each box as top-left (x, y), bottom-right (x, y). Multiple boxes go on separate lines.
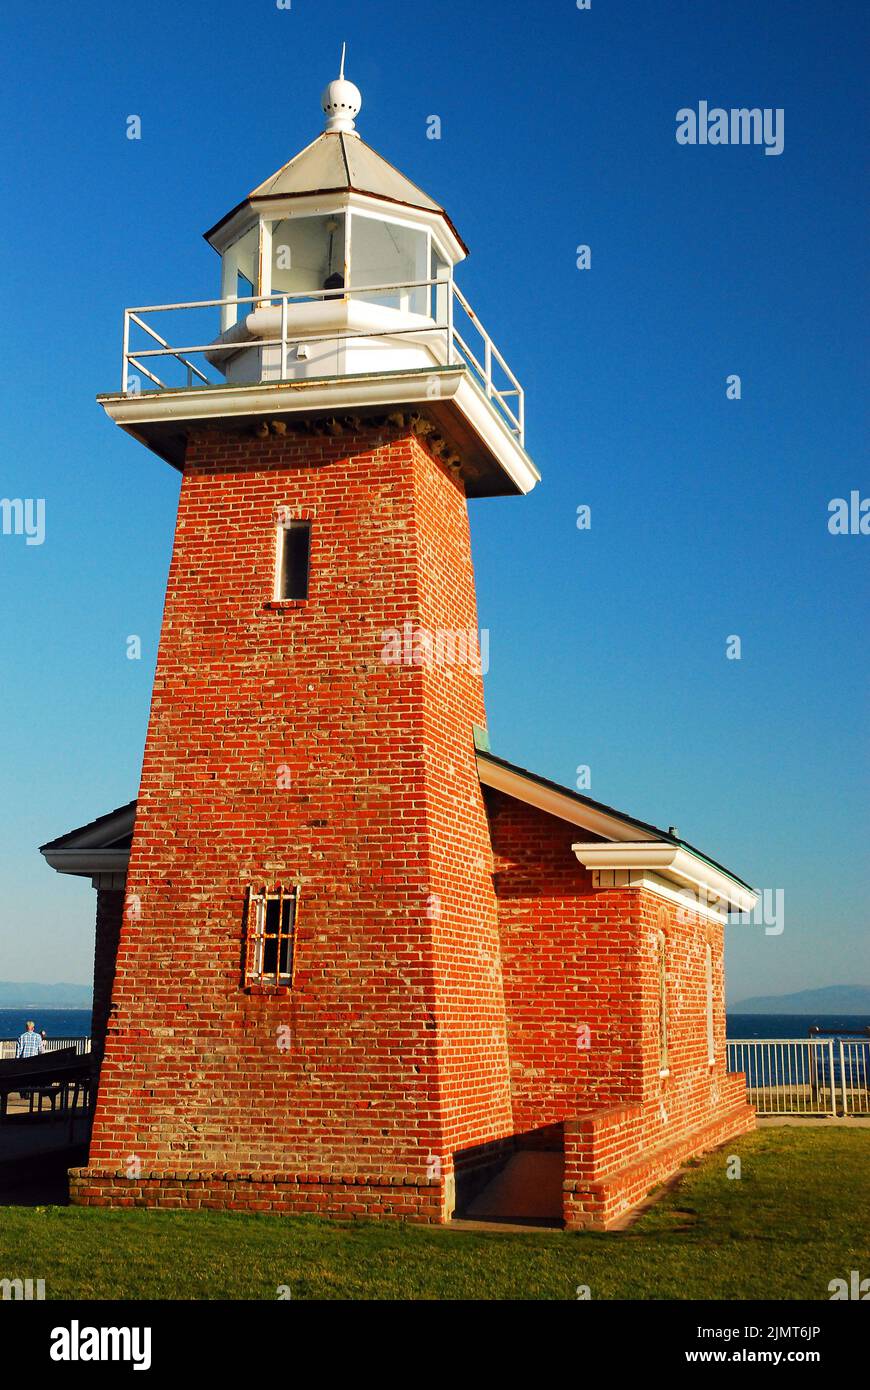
top-left (76, 423), bottom-right (753, 1225)
top-left (486, 793), bottom-right (755, 1226)
top-left (68, 1167), bottom-right (443, 1221)
top-left (563, 1099), bottom-right (755, 1228)
top-left (487, 790), bottom-right (645, 1131)
top-left (82, 426), bottom-right (511, 1217)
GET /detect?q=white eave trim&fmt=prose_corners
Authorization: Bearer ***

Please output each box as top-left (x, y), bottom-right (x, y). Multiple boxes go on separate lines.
top-left (210, 191), bottom-right (468, 266)
top-left (98, 366), bottom-right (540, 497)
top-left (571, 840), bottom-right (758, 919)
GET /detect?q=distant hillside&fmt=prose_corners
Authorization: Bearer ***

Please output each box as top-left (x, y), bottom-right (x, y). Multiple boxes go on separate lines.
top-left (0, 981), bottom-right (92, 1009)
top-left (731, 985), bottom-right (870, 1015)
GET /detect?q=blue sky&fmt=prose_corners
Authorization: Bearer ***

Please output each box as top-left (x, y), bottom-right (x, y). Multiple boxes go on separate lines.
top-left (0, 0), bottom-right (866, 1003)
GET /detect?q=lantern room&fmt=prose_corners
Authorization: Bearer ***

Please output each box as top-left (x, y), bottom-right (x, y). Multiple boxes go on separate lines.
top-left (202, 55), bottom-right (465, 385)
top-left (103, 52), bottom-right (538, 497)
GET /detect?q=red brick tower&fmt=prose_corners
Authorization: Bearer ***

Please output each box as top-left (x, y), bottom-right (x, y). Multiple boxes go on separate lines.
top-left (74, 60), bottom-right (539, 1218)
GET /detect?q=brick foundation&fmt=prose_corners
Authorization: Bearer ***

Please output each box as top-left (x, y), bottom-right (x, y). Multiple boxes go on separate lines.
top-left (564, 1094), bottom-right (755, 1228)
top-left (68, 1168), bottom-right (444, 1221)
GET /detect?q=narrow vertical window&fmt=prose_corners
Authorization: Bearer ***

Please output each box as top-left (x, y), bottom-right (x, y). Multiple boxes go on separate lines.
top-left (705, 943), bottom-right (715, 1066)
top-left (657, 928), bottom-right (669, 1074)
top-left (277, 521), bottom-right (311, 601)
top-left (245, 885), bottom-right (298, 987)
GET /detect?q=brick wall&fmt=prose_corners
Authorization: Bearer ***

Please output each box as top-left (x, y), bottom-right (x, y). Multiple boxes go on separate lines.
top-left (80, 422), bottom-right (512, 1217)
top-left (487, 788), bottom-right (645, 1132)
top-left (486, 791), bottom-right (754, 1227)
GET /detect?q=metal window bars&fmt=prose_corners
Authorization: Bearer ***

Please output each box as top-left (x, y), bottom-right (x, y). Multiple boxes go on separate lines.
top-left (244, 885), bottom-right (299, 988)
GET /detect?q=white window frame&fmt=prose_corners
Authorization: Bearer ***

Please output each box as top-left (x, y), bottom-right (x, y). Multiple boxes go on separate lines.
top-left (347, 207), bottom-right (432, 314)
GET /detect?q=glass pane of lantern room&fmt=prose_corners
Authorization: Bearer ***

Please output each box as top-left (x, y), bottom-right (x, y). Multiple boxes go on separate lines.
top-left (221, 224), bottom-right (259, 328)
top-left (271, 214), bottom-right (347, 301)
top-left (431, 242), bottom-right (450, 329)
top-left (350, 214), bottom-right (429, 315)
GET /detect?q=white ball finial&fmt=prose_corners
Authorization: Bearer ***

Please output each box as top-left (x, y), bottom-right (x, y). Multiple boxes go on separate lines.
top-left (321, 43), bottom-right (361, 133)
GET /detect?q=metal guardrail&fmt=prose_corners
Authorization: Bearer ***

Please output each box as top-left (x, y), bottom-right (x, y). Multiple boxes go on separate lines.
top-left (0, 1036), bottom-right (91, 1061)
top-left (120, 279), bottom-right (526, 446)
top-left (727, 1038), bottom-right (870, 1116)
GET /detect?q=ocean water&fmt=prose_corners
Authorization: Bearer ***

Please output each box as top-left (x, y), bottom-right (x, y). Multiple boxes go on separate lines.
top-left (0, 1008), bottom-right (92, 1040)
top-left (726, 1013), bottom-right (869, 1040)
top-left (1, 1009), bottom-right (866, 1043)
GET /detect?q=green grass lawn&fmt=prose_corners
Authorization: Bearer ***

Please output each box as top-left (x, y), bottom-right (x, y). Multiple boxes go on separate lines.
top-left (0, 1129), bottom-right (866, 1300)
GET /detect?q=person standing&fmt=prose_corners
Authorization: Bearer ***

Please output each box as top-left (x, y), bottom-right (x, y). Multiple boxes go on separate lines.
top-left (15, 1020), bottom-right (44, 1059)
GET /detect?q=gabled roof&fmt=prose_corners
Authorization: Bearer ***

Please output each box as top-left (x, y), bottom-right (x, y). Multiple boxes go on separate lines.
top-left (39, 801), bottom-right (136, 854)
top-left (476, 749), bottom-right (755, 895)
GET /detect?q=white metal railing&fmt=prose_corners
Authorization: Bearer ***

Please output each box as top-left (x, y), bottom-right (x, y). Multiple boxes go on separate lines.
top-left (727, 1038), bottom-right (870, 1116)
top-left (119, 279), bottom-right (526, 446)
top-left (0, 1036), bottom-right (91, 1061)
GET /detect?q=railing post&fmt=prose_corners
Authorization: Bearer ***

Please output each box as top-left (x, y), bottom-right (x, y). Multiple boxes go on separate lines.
top-left (447, 284), bottom-right (455, 366)
top-left (839, 1039), bottom-right (848, 1116)
top-left (122, 311), bottom-right (130, 394)
top-left (280, 296), bottom-right (288, 380)
top-left (828, 1038), bottom-right (836, 1115)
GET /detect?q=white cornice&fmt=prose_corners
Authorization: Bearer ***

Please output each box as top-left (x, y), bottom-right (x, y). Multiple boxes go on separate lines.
top-left (571, 841), bottom-right (757, 917)
top-left (98, 367), bottom-right (540, 497)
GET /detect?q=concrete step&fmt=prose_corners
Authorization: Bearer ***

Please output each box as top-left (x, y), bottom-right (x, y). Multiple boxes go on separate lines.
top-left (464, 1151), bottom-right (564, 1224)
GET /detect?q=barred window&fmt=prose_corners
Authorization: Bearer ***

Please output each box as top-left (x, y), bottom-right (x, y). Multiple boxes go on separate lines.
top-left (245, 885), bottom-right (298, 987)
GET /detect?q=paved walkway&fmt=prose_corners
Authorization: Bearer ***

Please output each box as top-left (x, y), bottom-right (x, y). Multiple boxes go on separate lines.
top-left (0, 1095), bottom-right (90, 1201)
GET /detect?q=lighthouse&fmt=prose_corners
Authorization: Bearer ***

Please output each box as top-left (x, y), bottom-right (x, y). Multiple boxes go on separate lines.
top-left (45, 54), bottom-right (757, 1230)
top-left (79, 56), bottom-right (539, 1223)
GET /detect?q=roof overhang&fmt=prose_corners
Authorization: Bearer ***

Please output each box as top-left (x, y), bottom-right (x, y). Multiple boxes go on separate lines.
top-left (571, 841), bottom-right (758, 922)
top-left (477, 751), bottom-right (656, 842)
top-left (477, 749), bottom-right (756, 920)
top-left (97, 366), bottom-right (540, 497)
top-left (40, 802), bottom-right (134, 891)
top-left (41, 847), bottom-right (131, 887)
